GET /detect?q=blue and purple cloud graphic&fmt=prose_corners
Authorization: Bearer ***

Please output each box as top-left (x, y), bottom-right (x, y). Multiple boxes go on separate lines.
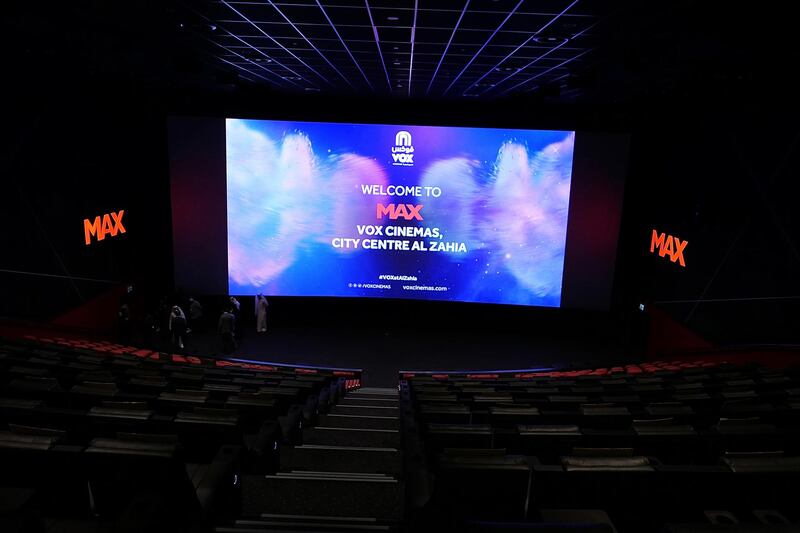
top-left (226, 118), bottom-right (574, 307)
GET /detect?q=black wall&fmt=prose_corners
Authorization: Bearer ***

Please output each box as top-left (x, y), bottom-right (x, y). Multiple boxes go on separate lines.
top-left (623, 96), bottom-right (800, 345)
top-left (2, 81), bottom-right (174, 319)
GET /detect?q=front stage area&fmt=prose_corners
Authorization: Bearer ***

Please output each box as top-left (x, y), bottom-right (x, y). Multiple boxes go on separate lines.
top-left (177, 324), bottom-right (629, 387)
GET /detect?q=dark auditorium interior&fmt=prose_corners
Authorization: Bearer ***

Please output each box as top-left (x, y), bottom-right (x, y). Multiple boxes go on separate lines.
top-left (2, 1), bottom-right (800, 532)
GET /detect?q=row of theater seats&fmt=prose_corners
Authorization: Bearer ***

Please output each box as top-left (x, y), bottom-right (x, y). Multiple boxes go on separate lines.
top-left (0, 335), bottom-right (371, 532)
top-left (403, 361), bottom-right (800, 532)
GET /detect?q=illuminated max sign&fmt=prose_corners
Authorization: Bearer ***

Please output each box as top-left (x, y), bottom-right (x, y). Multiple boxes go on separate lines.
top-left (376, 203), bottom-right (424, 221)
top-left (650, 229), bottom-right (687, 267)
top-left (84, 210), bottom-right (126, 245)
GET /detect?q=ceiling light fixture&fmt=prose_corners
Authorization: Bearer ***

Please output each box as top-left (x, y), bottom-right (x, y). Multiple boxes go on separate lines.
top-left (533, 35), bottom-right (568, 45)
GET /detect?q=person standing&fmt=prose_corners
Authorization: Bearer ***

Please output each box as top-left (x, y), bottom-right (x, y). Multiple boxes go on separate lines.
top-left (188, 297), bottom-right (203, 333)
top-left (156, 297), bottom-right (171, 350)
top-left (229, 296), bottom-right (242, 343)
top-left (218, 307), bottom-right (237, 353)
top-left (229, 296), bottom-right (241, 320)
top-left (256, 294), bottom-right (269, 333)
top-left (169, 305), bottom-right (187, 350)
top-left (142, 310), bottom-right (157, 350)
top-left (117, 300), bottom-right (131, 345)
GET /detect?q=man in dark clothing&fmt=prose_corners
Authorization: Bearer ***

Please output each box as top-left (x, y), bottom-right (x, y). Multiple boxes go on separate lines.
top-left (188, 297), bottom-right (203, 333)
top-left (229, 296), bottom-right (242, 343)
top-left (218, 308), bottom-right (237, 354)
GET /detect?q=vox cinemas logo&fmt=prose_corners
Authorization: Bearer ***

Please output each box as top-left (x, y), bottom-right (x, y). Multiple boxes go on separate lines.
top-left (391, 130), bottom-right (414, 166)
top-left (84, 210), bottom-right (126, 245)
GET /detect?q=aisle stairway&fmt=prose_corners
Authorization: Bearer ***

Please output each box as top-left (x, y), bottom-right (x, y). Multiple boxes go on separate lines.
top-left (228, 387), bottom-right (404, 532)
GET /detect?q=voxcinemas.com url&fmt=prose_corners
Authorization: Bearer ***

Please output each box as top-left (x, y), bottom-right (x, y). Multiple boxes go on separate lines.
top-left (402, 285), bottom-right (448, 292)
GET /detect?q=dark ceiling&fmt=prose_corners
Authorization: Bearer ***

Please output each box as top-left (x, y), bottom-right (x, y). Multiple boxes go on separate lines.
top-left (175, 0), bottom-right (611, 98)
top-left (4, 1), bottom-right (795, 105)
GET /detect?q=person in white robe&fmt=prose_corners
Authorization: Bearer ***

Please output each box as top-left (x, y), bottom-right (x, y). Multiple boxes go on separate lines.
top-left (169, 305), bottom-right (187, 349)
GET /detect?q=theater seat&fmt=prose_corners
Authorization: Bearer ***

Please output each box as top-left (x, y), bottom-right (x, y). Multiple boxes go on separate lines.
top-left (580, 404), bottom-right (632, 429)
top-left (90, 401), bottom-right (153, 421)
top-left (561, 455), bottom-right (653, 472)
top-left (489, 406), bottom-right (541, 427)
top-left (84, 437), bottom-right (222, 528)
top-left (721, 455), bottom-right (800, 472)
top-left (175, 407), bottom-right (239, 427)
top-left (664, 524), bottom-right (800, 532)
top-left (0, 429), bottom-right (62, 451)
top-left (431, 450), bottom-right (531, 520)
top-left (0, 487), bottom-right (44, 533)
top-left (420, 404), bottom-right (471, 424)
top-left (70, 381), bottom-right (119, 402)
top-left (0, 434), bottom-right (87, 517)
top-left (518, 424), bottom-right (581, 435)
top-left (426, 423), bottom-right (493, 450)
top-left (458, 518), bottom-right (615, 532)
top-left (517, 425), bottom-right (582, 461)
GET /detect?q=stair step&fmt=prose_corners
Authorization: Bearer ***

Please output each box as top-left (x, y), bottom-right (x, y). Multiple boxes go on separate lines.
top-left (241, 474), bottom-right (403, 520)
top-left (319, 414), bottom-right (400, 430)
top-left (340, 397), bottom-right (399, 403)
top-left (333, 405), bottom-right (400, 417)
top-left (217, 515), bottom-right (396, 532)
top-left (281, 445), bottom-right (402, 476)
top-left (303, 427), bottom-right (401, 448)
top-left (353, 388), bottom-right (398, 395)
